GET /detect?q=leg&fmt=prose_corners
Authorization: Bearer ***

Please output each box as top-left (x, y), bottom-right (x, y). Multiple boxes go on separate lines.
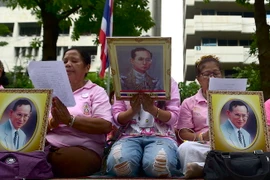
top-left (106, 137), bottom-right (143, 177)
top-left (47, 146), bottom-right (101, 178)
top-left (142, 137), bottom-right (182, 177)
top-left (177, 141), bottom-right (210, 176)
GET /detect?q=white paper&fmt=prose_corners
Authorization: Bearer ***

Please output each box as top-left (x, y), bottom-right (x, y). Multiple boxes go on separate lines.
top-left (207, 78), bottom-right (247, 125)
top-left (209, 78), bottom-right (247, 91)
top-left (28, 61), bottom-right (76, 107)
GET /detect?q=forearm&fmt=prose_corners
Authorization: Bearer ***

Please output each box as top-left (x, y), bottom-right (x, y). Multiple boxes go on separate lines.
top-left (117, 108), bottom-right (137, 125)
top-left (69, 116), bottom-right (112, 134)
top-left (178, 129), bottom-right (198, 141)
top-left (148, 106), bottom-right (171, 123)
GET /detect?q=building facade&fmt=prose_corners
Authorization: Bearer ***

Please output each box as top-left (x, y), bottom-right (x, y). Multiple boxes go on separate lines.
top-left (0, 0), bottom-right (161, 73)
top-left (184, 0), bottom-right (260, 81)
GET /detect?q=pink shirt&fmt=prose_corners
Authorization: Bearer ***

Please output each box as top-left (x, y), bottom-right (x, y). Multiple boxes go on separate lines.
top-left (265, 99), bottom-right (270, 126)
top-left (46, 80), bottom-right (113, 157)
top-left (112, 78), bottom-right (180, 140)
top-left (0, 85), bottom-right (3, 89)
top-left (176, 89), bottom-right (208, 134)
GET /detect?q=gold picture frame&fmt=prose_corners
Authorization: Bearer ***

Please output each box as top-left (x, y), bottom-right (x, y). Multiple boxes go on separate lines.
top-left (0, 89), bottom-right (52, 152)
top-left (107, 37), bottom-right (171, 100)
top-left (208, 90), bottom-right (270, 152)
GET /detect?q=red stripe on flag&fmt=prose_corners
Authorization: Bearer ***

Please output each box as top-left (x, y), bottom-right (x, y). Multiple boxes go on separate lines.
top-left (99, 0), bottom-right (113, 78)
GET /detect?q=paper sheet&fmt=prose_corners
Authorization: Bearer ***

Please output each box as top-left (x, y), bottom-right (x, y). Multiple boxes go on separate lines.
top-left (209, 78), bottom-right (247, 91)
top-left (28, 61), bottom-right (75, 107)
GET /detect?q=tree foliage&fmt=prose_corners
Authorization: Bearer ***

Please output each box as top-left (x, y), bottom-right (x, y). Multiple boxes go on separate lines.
top-left (178, 81), bottom-right (200, 102)
top-left (232, 62), bottom-right (261, 91)
top-left (0, 24), bottom-right (10, 46)
top-left (2, 0), bottom-right (155, 60)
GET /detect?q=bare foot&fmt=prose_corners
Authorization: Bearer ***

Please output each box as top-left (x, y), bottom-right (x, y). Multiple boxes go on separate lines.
top-left (184, 162), bottom-right (203, 179)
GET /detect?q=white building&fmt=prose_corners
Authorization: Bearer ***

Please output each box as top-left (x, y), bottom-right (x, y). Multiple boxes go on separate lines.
top-left (183, 0), bottom-right (260, 81)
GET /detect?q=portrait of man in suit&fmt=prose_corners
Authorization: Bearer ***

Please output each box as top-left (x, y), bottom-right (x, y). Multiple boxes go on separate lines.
top-left (120, 47), bottom-right (163, 91)
top-left (0, 99), bottom-right (32, 150)
top-left (220, 100), bottom-right (252, 149)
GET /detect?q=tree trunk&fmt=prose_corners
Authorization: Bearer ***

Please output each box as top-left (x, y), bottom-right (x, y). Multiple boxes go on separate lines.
top-left (41, 11), bottom-right (59, 61)
top-left (254, 0), bottom-right (270, 100)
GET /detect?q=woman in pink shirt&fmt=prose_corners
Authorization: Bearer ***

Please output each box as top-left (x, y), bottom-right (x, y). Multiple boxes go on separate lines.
top-left (46, 48), bottom-right (113, 178)
top-left (176, 55), bottom-right (223, 178)
top-left (0, 60), bottom-right (9, 89)
top-left (106, 78), bottom-right (182, 177)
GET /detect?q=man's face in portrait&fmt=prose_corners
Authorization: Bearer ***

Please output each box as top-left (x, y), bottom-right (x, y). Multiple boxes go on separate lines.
top-left (9, 104), bottom-right (31, 130)
top-left (226, 105), bottom-right (249, 129)
top-left (131, 50), bottom-right (152, 73)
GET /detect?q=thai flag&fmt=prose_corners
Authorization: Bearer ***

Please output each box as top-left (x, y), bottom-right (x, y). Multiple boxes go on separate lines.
top-left (99, 0), bottom-right (114, 78)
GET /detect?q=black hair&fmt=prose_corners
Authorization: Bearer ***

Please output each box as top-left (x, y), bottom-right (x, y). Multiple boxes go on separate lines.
top-left (228, 100), bottom-right (249, 113)
top-left (12, 99), bottom-right (32, 112)
top-left (0, 60), bottom-right (9, 86)
top-left (63, 47), bottom-right (91, 66)
top-left (131, 47), bottom-right (152, 59)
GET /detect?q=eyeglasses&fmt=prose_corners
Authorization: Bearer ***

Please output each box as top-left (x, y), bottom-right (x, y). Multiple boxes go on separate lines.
top-left (137, 57), bottom-right (152, 63)
top-left (233, 113), bottom-right (248, 119)
top-left (200, 70), bottom-right (222, 79)
top-left (15, 113), bottom-right (30, 119)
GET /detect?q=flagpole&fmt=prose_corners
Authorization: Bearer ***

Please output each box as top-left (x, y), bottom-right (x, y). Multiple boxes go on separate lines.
top-left (106, 66), bottom-right (111, 95)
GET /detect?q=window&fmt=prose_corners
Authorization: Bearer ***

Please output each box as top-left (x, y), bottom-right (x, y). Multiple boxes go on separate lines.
top-left (201, 10), bottom-right (215, 15)
top-left (19, 23), bottom-right (41, 36)
top-left (15, 47), bottom-right (20, 57)
top-left (217, 12), bottom-right (229, 16)
top-left (218, 40), bottom-right (227, 46)
top-left (243, 12), bottom-right (254, 18)
top-left (202, 38), bottom-right (216, 46)
top-left (230, 12), bottom-right (242, 16)
top-left (0, 23), bottom-right (14, 36)
top-left (227, 40), bottom-right (238, 46)
top-left (240, 40), bottom-right (252, 47)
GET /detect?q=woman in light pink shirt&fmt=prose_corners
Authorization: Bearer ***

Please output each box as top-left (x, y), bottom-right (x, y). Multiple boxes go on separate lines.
top-left (176, 55), bottom-right (223, 178)
top-left (0, 60), bottom-right (9, 88)
top-left (46, 48), bottom-right (113, 178)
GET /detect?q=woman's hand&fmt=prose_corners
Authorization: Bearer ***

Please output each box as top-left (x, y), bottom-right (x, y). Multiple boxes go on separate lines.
top-left (51, 97), bottom-right (71, 125)
top-left (129, 94), bottom-right (141, 113)
top-left (140, 93), bottom-right (156, 113)
top-left (202, 130), bottom-right (210, 141)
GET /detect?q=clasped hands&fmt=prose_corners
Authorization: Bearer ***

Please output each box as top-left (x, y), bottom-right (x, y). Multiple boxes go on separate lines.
top-left (49, 97), bottom-right (72, 128)
top-left (129, 93), bottom-right (156, 114)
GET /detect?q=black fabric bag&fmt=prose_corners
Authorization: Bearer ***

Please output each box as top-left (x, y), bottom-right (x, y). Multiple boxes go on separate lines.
top-left (203, 150), bottom-right (270, 180)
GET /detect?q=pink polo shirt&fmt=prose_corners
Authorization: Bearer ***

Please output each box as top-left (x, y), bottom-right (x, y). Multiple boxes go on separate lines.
top-left (265, 99), bottom-right (270, 126)
top-left (176, 89), bottom-right (208, 134)
top-left (46, 80), bottom-right (113, 157)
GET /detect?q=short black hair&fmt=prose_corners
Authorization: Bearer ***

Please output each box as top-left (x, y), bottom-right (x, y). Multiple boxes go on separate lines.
top-left (0, 60), bottom-right (9, 86)
top-left (12, 99), bottom-right (32, 112)
top-left (63, 47), bottom-right (91, 66)
top-left (131, 47), bottom-right (152, 59)
top-left (228, 100), bottom-right (248, 113)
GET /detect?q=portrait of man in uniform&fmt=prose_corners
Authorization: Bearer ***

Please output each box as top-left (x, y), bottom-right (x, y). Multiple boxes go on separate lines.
top-left (119, 47), bottom-right (163, 91)
top-left (107, 37), bottom-right (171, 100)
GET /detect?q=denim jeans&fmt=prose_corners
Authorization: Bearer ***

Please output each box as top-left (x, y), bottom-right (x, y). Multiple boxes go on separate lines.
top-left (106, 136), bottom-right (182, 177)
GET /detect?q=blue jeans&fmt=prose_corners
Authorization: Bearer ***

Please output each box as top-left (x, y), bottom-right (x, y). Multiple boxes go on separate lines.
top-left (106, 136), bottom-right (182, 177)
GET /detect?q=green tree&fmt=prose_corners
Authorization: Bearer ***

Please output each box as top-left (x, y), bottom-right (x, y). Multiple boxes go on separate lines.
top-left (2, 0), bottom-right (155, 60)
top-left (232, 62), bottom-right (261, 91)
top-left (0, 24), bottom-right (10, 46)
top-left (204, 0), bottom-right (270, 100)
top-left (178, 81), bottom-right (200, 102)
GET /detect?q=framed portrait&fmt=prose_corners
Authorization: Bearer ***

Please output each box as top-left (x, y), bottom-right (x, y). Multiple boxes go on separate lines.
top-left (107, 37), bottom-right (171, 100)
top-left (0, 89), bottom-right (52, 152)
top-left (207, 90), bottom-right (270, 152)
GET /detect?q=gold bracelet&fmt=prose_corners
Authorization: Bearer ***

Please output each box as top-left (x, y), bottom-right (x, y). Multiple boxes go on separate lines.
top-left (155, 108), bottom-right (160, 118)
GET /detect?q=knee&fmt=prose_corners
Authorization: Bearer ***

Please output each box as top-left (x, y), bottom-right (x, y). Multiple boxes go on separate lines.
top-left (144, 148), bottom-right (171, 177)
top-left (106, 143), bottom-right (138, 177)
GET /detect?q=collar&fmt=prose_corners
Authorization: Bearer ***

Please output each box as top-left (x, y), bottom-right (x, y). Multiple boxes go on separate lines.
top-left (194, 89), bottom-right (207, 103)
